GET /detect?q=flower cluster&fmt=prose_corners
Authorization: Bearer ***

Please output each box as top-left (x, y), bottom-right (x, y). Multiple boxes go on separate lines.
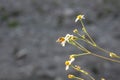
top-left (56, 14), bottom-right (120, 80)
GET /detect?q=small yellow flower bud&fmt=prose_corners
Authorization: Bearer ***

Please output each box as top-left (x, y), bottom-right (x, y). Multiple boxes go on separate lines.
top-left (81, 35), bottom-right (85, 39)
top-left (69, 36), bottom-right (78, 41)
top-left (73, 29), bottom-right (78, 33)
top-left (82, 27), bottom-right (87, 33)
top-left (109, 52), bottom-right (119, 58)
top-left (68, 74), bottom-right (75, 79)
top-left (75, 65), bottom-right (81, 70)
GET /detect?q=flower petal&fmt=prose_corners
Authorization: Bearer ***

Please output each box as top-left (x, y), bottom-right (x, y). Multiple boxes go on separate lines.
top-left (70, 58), bottom-right (75, 63)
top-left (61, 41), bottom-right (66, 47)
top-left (65, 66), bottom-right (69, 70)
top-left (75, 18), bottom-right (79, 22)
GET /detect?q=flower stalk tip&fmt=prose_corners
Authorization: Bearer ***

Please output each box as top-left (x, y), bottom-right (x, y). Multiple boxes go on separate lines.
top-left (68, 74), bottom-right (75, 79)
top-left (73, 29), bottom-right (79, 33)
top-left (109, 52), bottom-right (120, 58)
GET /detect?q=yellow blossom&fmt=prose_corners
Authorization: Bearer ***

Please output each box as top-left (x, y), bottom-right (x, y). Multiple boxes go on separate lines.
top-left (65, 59), bottom-right (75, 70)
top-left (75, 15), bottom-right (85, 22)
top-left (65, 61), bottom-right (71, 70)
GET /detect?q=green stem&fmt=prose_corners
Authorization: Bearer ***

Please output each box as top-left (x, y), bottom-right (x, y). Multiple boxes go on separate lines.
top-left (74, 53), bottom-right (90, 57)
top-left (74, 76), bottom-right (84, 80)
top-left (90, 52), bottom-right (120, 63)
top-left (71, 65), bottom-right (95, 80)
top-left (71, 41), bottom-right (120, 63)
top-left (73, 40), bottom-right (90, 53)
top-left (95, 45), bottom-right (110, 54)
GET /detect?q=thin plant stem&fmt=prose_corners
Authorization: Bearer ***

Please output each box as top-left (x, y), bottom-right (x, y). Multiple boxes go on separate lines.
top-left (71, 41), bottom-right (87, 52)
top-left (71, 65), bottom-right (95, 80)
top-left (95, 45), bottom-right (110, 54)
top-left (77, 36), bottom-right (94, 46)
top-left (80, 20), bottom-right (96, 46)
top-left (74, 76), bottom-right (84, 80)
top-left (79, 20), bottom-right (120, 56)
top-left (90, 52), bottom-right (120, 63)
top-left (73, 40), bottom-right (90, 53)
top-left (77, 33), bottom-right (116, 56)
top-left (74, 53), bottom-right (90, 57)
top-left (72, 41), bottom-right (120, 63)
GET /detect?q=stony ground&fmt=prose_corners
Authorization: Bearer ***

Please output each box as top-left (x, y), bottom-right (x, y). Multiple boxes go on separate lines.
top-left (0, 0), bottom-right (120, 80)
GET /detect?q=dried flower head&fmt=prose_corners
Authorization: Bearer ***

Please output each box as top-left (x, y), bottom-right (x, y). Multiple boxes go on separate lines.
top-left (56, 37), bottom-right (66, 46)
top-left (56, 34), bottom-right (76, 47)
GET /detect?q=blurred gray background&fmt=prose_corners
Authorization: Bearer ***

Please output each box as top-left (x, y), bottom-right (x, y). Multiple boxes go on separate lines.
top-left (0, 0), bottom-right (120, 80)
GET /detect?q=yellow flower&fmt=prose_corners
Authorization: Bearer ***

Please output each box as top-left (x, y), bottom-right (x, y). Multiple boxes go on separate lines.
top-left (56, 34), bottom-right (74, 47)
top-left (65, 61), bottom-right (71, 70)
top-left (65, 55), bottom-right (76, 70)
top-left (68, 74), bottom-right (75, 79)
top-left (75, 15), bottom-right (85, 22)
top-left (65, 59), bottom-right (74, 70)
